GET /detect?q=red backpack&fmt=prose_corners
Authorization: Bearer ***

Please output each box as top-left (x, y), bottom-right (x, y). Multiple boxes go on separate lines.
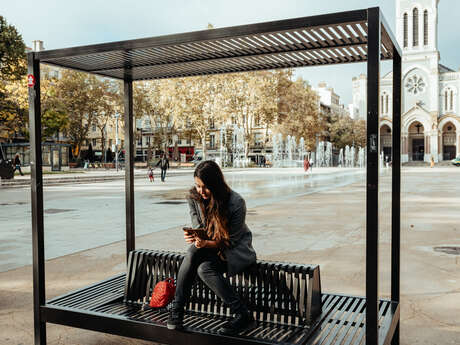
top-left (149, 278), bottom-right (176, 308)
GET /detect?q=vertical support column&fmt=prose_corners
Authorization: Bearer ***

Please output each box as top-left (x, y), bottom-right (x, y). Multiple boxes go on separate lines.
top-left (28, 53), bottom-right (46, 344)
top-left (124, 79), bottom-right (135, 259)
top-left (391, 47), bottom-right (402, 345)
top-left (366, 7), bottom-right (381, 345)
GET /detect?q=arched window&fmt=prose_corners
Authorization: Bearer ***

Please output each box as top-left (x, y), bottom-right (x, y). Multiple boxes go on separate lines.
top-left (403, 13), bottom-right (408, 47)
top-left (381, 93), bottom-right (389, 114)
top-left (385, 94), bottom-right (389, 114)
top-left (413, 8), bottom-right (419, 47)
top-left (381, 94), bottom-right (384, 114)
top-left (445, 90), bottom-right (448, 112)
top-left (424, 10), bottom-right (428, 45)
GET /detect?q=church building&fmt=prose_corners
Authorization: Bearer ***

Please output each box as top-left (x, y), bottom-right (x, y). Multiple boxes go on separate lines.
top-left (352, 0), bottom-right (460, 162)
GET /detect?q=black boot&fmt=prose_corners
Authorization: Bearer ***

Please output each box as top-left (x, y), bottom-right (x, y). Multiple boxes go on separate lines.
top-left (167, 302), bottom-right (184, 330)
top-left (219, 310), bottom-right (256, 335)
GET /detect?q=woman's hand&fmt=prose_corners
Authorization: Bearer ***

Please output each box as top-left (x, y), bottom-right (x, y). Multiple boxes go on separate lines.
top-left (194, 238), bottom-right (207, 248)
top-left (184, 232), bottom-right (195, 244)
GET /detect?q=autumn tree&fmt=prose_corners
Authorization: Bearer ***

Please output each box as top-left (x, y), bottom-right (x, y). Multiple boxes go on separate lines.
top-left (91, 79), bottom-right (122, 161)
top-left (171, 75), bottom-right (226, 160)
top-left (327, 111), bottom-right (367, 149)
top-left (55, 70), bottom-right (105, 158)
top-left (0, 16), bottom-right (26, 81)
top-left (277, 77), bottom-right (321, 150)
top-left (0, 16), bottom-right (27, 139)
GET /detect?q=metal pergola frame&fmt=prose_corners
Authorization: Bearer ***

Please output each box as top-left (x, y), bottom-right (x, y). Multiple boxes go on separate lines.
top-left (28, 7), bottom-right (401, 345)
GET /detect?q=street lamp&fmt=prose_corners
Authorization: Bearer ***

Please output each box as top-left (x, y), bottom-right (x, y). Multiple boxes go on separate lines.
top-left (115, 113), bottom-right (120, 171)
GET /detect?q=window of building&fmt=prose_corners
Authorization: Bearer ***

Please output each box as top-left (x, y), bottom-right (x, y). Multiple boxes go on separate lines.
top-left (92, 124), bottom-right (97, 132)
top-left (92, 139), bottom-right (97, 147)
top-left (381, 93), bottom-right (389, 115)
top-left (444, 88), bottom-right (454, 112)
top-left (187, 137), bottom-right (191, 145)
top-left (137, 134), bottom-right (142, 146)
top-left (423, 10), bottom-right (428, 45)
top-left (403, 13), bottom-right (408, 47)
top-left (413, 8), bottom-right (419, 47)
top-left (385, 94), bottom-right (389, 114)
top-left (380, 94), bottom-right (385, 114)
top-left (209, 117), bottom-right (215, 129)
top-left (210, 134), bottom-right (215, 149)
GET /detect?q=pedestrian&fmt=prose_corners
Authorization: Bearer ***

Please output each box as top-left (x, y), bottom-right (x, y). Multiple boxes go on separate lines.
top-left (13, 153), bottom-right (24, 176)
top-left (430, 156), bottom-right (435, 168)
top-left (303, 156), bottom-right (310, 172)
top-left (167, 160), bottom-right (257, 335)
top-left (156, 154), bottom-right (169, 182)
top-left (309, 155), bottom-right (313, 173)
top-left (148, 167), bottom-right (154, 182)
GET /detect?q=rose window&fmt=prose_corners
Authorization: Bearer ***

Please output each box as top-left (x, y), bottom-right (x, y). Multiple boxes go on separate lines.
top-left (405, 75), bottom-right (426, 95)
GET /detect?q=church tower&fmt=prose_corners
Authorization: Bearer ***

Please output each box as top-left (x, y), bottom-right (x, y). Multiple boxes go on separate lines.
top-left (396, 0), bottom-right (439, 53)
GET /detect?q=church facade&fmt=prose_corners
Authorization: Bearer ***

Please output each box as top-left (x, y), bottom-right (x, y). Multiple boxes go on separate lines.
top-left (352, 0), bottom-right (460, 162)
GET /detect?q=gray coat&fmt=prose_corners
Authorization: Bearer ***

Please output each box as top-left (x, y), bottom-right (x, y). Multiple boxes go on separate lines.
top-left (187, 190), bottom-right (257, 276)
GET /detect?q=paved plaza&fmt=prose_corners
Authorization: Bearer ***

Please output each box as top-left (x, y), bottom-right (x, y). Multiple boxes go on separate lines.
top-left (0, 167), bottom-right (459, 344)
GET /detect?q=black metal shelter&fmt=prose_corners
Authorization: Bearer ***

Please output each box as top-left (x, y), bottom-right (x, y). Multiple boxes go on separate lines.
top-left (28, 7), bottom-right (401, 345)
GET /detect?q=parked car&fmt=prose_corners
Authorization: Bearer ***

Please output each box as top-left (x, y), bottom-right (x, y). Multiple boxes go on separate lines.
top-left (451, 155), bottom-right (460, 166)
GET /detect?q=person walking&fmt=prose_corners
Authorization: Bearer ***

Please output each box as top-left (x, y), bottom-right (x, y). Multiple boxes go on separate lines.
top-left (303, 156), bottom-right (310, 172)
top-left (148, 167), bottom-right (154, 182)
top-left (430, 155), bottom-right (435, 168)
top-left (13, 153), bottom-right (24, 176)
top-left (156, 154), bottom-right (169, 182)
top-left (167, 160), bottom-right (257, 335)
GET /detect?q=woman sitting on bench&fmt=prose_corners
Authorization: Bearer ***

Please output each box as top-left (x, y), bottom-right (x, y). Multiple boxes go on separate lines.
top-left (167, 160), bottom-right (257, 335)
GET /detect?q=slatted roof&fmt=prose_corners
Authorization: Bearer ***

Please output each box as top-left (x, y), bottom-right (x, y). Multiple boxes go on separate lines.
top-left (36, 8), bottom-right (399, 81)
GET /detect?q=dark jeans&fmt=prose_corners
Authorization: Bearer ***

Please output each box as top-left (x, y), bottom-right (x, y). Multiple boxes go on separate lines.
top-left (174, 245), bottom-right (244, 314)
top-left (161, 168), bottom-right (167, 181)
top-left (13, 164), bottom-right (23, 176)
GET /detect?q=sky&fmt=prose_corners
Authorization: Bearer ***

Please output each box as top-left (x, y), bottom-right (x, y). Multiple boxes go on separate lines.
top-left (2, 0), bottom-right (460, 105)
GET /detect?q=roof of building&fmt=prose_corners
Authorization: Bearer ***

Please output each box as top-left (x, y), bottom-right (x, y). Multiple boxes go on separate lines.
top-left (439, 64), bottom-right (455, 73)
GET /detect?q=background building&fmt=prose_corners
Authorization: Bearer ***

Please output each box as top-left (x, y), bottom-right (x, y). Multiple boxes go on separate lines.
top-left (352, 0), bottom-right (460, 163)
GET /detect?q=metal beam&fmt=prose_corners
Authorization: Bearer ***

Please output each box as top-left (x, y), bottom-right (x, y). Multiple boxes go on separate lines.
top-left (124, 78), bottom-right (135, 258)
top-left (391, 46), bottom-right (402, 345)
top-left (366, 7), bottom-right (381, 345)
top-left (36, 9), bottom-right (367, 60)
top-left (28, 52), bottom-right (46, 345)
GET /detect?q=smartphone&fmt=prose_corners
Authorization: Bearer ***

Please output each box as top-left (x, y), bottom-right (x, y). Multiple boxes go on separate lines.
top-left (182, 227), bottom-right (209, 240)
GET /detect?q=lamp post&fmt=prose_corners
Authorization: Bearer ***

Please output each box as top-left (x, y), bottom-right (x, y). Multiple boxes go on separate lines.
top-left (115, 113), bottom-right (120, 171)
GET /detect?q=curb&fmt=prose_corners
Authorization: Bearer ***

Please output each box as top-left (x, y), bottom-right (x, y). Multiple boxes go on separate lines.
top-left (0, 170), bottom-right (194, 188)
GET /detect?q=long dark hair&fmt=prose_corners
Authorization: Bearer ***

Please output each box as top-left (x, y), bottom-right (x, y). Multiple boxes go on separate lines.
top-left (189, 160), bottom-right (231, 248)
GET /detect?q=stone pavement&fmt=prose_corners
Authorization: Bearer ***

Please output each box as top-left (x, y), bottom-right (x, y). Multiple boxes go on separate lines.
top-left (0, 167), bottom-right (459, 344)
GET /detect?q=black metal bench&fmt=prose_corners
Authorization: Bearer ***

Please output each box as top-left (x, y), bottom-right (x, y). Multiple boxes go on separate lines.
top-left (43, 249), bottom-right (399, 345)
top-left (125, 249), bottom-right (322, 326)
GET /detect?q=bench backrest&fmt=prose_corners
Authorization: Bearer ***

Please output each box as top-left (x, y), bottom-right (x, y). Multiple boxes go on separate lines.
top-left (124, 249), bottom-right (322, 326)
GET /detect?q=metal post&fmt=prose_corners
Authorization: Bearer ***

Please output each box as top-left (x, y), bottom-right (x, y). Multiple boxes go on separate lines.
top-left (366, 7), bottom-right (381, 345)
top-left (391, 46), bottom-right (402, 345)
top-left (28, 52), bottom-right (46, 344)
top-left (124, 79), bottom-right (135, 258)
